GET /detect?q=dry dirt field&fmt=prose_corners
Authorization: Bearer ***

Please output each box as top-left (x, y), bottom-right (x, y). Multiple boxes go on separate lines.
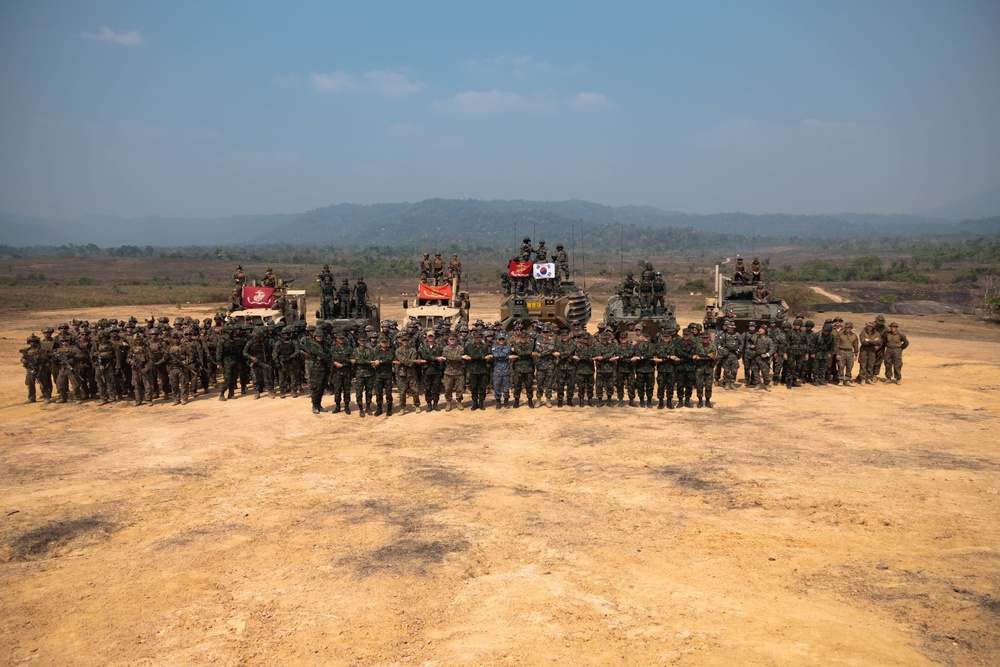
top-left (2, 293), bottom-right (999, 666)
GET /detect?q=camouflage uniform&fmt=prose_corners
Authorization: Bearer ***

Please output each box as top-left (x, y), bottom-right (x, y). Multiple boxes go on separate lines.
top-left (694, 333), bottom-right (716, 407)
top-left (215, 329), bottom-right (242, 400)
top-left (574, 335), bottom-right (597, 406)
top-left (532, 331), bottom-right (557, 405)
top-left (835, 325), bottom-right (860, 386)
top-left (243, 331), bottom-right (274, 398)
top-left (751, 329), bottom-right (773, 389)
top-left (302, 332), bottom-right (331, 413)
top-left (371, 339), bottom-right (396, 416)
top-left (630, 334), bottom-right (656, 407)
top-left (883, 324), bottom-right (909, 383)
top-left (593, 334), bottom-right (617, 406)
top-left (351, 341), bottom-right (377, 416)
top-left (441, 338), bottom-right (466, 410)
top-left (20, 337), bottom-right (42, 403)
top-left (553, 332), bottom-right (577, 406)
top-left (669, 330), bottom-right (697, 407)
top-left (858, 324), bottom-right (881, 384)
top-left (420, 335), bottom-right (445, 410)
top-left (812, 325), bottom-right (837, 385)
top-left (655, 329), bottom-right (678, 407)
top-left (511, 334), bottom-right (536, 408)
top-left (394, 338), bottom-right (422, 412)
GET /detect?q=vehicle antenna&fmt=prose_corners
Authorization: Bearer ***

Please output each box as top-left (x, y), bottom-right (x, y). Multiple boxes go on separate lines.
top-left (620, 222), bottom-right (624, 281)
top-left (580, 219), bottom-right (586, 290)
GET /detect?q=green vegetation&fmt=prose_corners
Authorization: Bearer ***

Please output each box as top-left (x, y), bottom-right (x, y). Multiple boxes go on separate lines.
top-left (770, 256), bottom-right (931, 283)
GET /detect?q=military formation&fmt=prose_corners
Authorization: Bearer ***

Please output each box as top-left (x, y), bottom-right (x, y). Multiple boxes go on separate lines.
top-left (18, 255), bottom-right (911, 411)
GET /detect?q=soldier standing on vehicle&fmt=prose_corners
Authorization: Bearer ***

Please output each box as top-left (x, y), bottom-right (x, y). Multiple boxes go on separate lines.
top-left (420, 253), bottom-right (432, 283)
top-left (353, 276), bottom-right (368, 318)
top-left (432, 252), bottom-right (445, 285)
top-left (448, 254), bottom-right (462, 289)
top-left (652, 273), bottom-right (667, 314)
top-left (233, 265), bottom-right (246, 286)
top-left (555, 243), bottom-right (569, 282)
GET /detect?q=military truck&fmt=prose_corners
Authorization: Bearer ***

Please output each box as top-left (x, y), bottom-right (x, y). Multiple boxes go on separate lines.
top-left (703, 265), bottom-right (788, 333)
top-left (603, 294), bottom-right (676, 336)
top-left (230, 288), bottom-right (307, 327)
top-left (403, 277), bottom-right (469, 329)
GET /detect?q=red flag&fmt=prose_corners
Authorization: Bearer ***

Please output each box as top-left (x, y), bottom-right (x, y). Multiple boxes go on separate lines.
top-left (242, 286), bottom-right (276, 309)
top-left (418, 283), bottom-right (452, 300)
top-left (509, 261), bottom-right (532, 278)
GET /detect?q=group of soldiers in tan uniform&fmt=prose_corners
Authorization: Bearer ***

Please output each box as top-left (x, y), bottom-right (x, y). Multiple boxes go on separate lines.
top-left (419, 252), bottom-right (462, 288)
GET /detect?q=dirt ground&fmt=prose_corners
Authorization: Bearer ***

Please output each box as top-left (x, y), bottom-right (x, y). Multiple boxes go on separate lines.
top-left (2, 293), bottom-right (999, 667)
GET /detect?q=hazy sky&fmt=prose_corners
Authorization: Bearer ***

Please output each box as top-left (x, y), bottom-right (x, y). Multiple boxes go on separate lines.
top-left (2, 1), bottom-right (999, 219)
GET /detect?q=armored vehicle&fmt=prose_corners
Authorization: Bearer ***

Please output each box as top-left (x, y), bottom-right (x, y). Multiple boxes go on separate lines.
top-left (703, 265), bottom-right (788, 333)
top-left (231, 288), bottom-right (307, 327)
top-left (603, 294), bottom-right (676, 336)
top-left (499, 281), bottom-right (591, 331)
top-left (403, 278), bottom-right (469, 329)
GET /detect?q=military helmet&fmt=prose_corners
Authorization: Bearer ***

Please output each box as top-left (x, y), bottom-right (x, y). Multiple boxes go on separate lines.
top-left (313, 329), bottom-right (326, 338)
top-left (844, 322), bottom-right (854, 328)
top-left (889, 321), bottom-right (899, 327)
top-left (27, 334), bottom-right (40, 343)
top-left (556, 244), bottom-right (564, 250)
top-left (804, 320), bottom-right (814, 327)
top-left (538, 239), bottom-right (545, 245)
top-left (822, 323), bottom-right (833, 332)
top-left (781, 321), bottom-right (792, 329)
top-left (523, 237), bottom-right (531, 243)
top-left (378, 335), bottom-right (390, 343)
top-left (793, 319), bottom-right (803, 326)
top-left (42, 327), bottom-right (54, 334)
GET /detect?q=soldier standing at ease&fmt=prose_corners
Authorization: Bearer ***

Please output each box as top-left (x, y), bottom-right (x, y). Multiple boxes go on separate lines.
top-left (629, 330), bottom-right (656, 408)
top-left (652, 273), bottom-right (667, 313)
top-left (813, 323), bottom-right (837, 386)
top-left (714, 321), bottom-right (742, 389)
top-left (243, 328), bottom-right (273, 399)
top-left (448, 254), bottom-right (462, 289)
top-left (871, 315), bottom-right (889, 378)
top-left (668, 327), bottom-right (697, 408)
top-left (883, 322), bottom-right (909, 384)
top-left (420, 332), bottom-right (445, 411)
top-left (491, 332), bottom-right (512, 408)
top-left (327, 330), bottom-right (353, 413)
top-left (573, 332), bottom-right (597, 407)
top-left (432, 252), bottom-right (445, 285)
top-left (554, 243), bottom-right (569, 282)
top-left (532, 326), bottom-right (557, 406)
top-left (752, 324), bottom-right (773, 391)
top-left (835, 322), bottom-right (860, 386)
top-left (858, 322), bottom-right (881, 385)
top-left (233, 265), bottom-right (246, 286)
top-left (371, 336), bottom-right (396, 417)
top-left (510, 329), bottom-right (536, 408)
top-left (350, 335), bottom-right (377, 417)
top-left (694, 331), bottom-right (716, 407)
top-left (20, 335), bottom-right (43, 403)
top-left (553, 328), bottom-right (577, 407)
top-left (93, 332), bottom-right (118, 405)
top-left (464, 329), bottom-right (491, 410)
top-left (420, 253), bottom-right (432, 283)
top-left (301, 328), bottom-right (331, 414)
top-left (654, 325), bottom-right (678, 408)
top-left (593, 330), bottom-right (618, 407)
top-left (441, 333), bottom-right (466, 411)
top-left (393, 334), bottom-right (422, 413)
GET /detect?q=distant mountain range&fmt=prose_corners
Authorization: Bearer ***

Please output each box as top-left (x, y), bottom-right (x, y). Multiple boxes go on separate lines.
top-left (2, 198), bottom-right (998, 249)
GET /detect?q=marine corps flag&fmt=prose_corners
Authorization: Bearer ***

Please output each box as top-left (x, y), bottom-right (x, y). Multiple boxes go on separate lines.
top-left (508, 260), bottom-right (532, 278)
top-left (242, 286), bottom-right (277, 309)
top-left (533, 262), bottom-right (556, 279)
top-left (418, 283), bottom-right (452, 300)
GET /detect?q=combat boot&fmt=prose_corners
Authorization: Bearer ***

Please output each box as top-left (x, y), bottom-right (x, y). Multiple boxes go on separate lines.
top-left (513, 397), bottom-right (520, 408)
top-left (629, 398), bottom-right (636, 407)
top-left (219, 392), bottom-right (227, 401)
top-left (344, 401), bottom-right (351, 415)
top-left (566, 397), bottom-right (573, 407)
top-left (588, 398), bottom-right (594, 407)
top-left (528, 397), bottom-right (534, 408)
top-left (685, 397), bottom-right (693, 408)
top-left (312, 405), bottom-right (320, 414)
top-left (504, 397), bottom-right (510, 408)
top-left (254, 390), bottom-right (261, 399)
top-left (359, 405), bottom-right (366, 418)
top-left (457, 399), bottom-right (464, 410)
top-left (366, 402), bottom-right (373, 414)
top-left (445, 400), bottom-right (452, 412)
top-left (638, 398), bottom-right (645, 408)
top-left (705, 398), bottom-right (714, 408)
top-left (597, 398), bottom-right (603, 407)
top-left (173, 398), bottom-right (181, 406)
top-left (658, 398), bottom-right (664, 409)
top-left (557, 397), bottom-right (563, 407)
top-left (386, 401), bottom-right (393, 417)
top-left (413, 400), bottom-right (420, 412)
top-left (667, 397), bottom-right (674, 409)
top-left (496, 399), bottom-right (502, 410)
top-left (280, 390), bottom-right (286, 399)
top-left (697, 397), bottom-right (703, 408)
top-left (332, 403), bottom-right (341, 414)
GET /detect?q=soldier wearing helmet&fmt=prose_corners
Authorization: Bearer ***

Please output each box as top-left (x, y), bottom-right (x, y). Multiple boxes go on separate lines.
top-left (431, 252), bottom-right (445, 285)
top-left (420, 252), bottom-right (432, 283)
top-left (233, 265), bottom-right (246, 286)
top-left (520, 237), bottom-right (534, 262)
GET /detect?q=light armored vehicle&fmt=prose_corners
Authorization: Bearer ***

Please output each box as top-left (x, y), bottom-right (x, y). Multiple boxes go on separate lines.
top-left (603, 294), bottom-right (676, 336)
top-left (403, 278), bottom-right (469, 329)
top-left (230, 288), bottom-right (307, 327)
top-left (703, 265), bottom-right (788, 333)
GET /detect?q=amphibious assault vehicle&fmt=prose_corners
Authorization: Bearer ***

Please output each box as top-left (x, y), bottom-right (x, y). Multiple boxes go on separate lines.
top-left (499, 281), bottom-right (591, 331)
top-left (703, 265), bottom-right (788, 333)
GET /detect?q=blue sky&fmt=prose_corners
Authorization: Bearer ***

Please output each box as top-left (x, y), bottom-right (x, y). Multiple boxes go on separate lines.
top-left (1, 0), bottom-right (998, 219)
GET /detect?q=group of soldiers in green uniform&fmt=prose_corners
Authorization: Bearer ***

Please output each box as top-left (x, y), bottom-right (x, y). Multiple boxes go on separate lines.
top-left (711, 313), bottom-right (910, 389)
top-left (617, 261), bottom-right (669, 315)
top-left (315, 265), bottom-right (370, 319)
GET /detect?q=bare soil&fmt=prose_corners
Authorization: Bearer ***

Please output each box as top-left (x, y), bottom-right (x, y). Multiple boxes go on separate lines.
top-left (2, 295), bottom-right (999, 666)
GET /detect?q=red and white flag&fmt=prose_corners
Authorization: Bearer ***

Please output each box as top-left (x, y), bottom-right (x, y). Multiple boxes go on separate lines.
top-left (509, 260), bottom-right (532, 278)
top-left (418, 283), bottom-right (452, 300)
top-left (242, 286), bottom-right (276, 309)
top-left (533, 263), bottom-right (556, 279)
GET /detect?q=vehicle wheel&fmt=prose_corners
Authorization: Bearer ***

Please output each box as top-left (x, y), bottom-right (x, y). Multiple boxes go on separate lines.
top-left (403, 299), bottom-right (408, 309)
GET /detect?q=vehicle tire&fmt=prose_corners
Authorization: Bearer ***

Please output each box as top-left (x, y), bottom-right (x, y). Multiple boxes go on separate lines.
top-left (403, 299), bottom-right (408, 309)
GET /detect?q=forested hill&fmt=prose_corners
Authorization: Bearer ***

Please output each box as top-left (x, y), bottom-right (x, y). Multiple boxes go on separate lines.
top-left (2, 199), bottom-right (997, 249)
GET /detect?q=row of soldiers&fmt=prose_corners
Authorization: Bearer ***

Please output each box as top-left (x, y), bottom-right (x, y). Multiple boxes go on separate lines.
top-left (19, 312), bottom-right (910, 411)
top-left (315, 267), bottom-right (370, 319)
top-left (711, 313), bottom-right (910, 389)
top-left (419, 252), bottom-right (462, 287)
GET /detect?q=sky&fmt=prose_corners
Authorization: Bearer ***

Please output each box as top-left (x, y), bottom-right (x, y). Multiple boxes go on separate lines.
top-left (1, 0), bottom-right (999, 220)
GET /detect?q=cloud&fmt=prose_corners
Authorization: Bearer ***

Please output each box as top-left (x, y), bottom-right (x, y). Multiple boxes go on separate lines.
top-left (365, 70), bottom-right (426, 97)
top-left (431, 90), bottom-right (555, 116)
top-left (310, 71), bottom-right (358, 93)
top-left (81, 26), bottom-right (144, 46)
top-left (568, 92), bottom-right (613, 110)
top-left (386, 122), bottom-right (421, 137)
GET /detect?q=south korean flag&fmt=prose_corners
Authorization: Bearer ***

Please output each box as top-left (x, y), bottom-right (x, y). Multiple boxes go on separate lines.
top-left (533, 262), bottom-right (556, 279)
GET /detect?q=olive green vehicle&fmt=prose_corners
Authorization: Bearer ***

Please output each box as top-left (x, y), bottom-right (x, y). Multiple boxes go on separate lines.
top-left (703, 265), bottom-right (788, 333)
top-left (499, 281), bottom-right (592, 331)
top-left (603, 293), bottom-right (676, 336)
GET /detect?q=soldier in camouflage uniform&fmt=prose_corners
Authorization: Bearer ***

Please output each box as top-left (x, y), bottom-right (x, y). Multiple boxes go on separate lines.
top-left (668, 327), bottom-right (697, 408)
top-left (20, 335), bottom-right (42, 403)
top-left (327, 330), bottom-right (354, 413)
top-left (301, 328), bottom-right (331, 413)
top-left (215, 327), bottom-right (241, 401)
top-left (441, 333), bottom-right (466, 411)
top-left (350, 335), bottom-right (377, 417)
top-left (510, 329), bottom-right (536, 408)
top-left (371, 336), bottom-right (396, 416)
top-left (420, 332), bottom-right (445, 411)
top-left (491, 332), bottom-right (512, 408)
top-left (464, 329), bottom-right (492, 410)
top-left (127, 333), bottom-right (154, 406)
top-left (593, 330), bottom-right (618, 407)
top-left (783, 319), bottom-right (807, 388)
top-left (872, 314), bottom-right (889, 379)
top-left (553, 328), bottom-right (577, 407)
top-left (273, 329), bottom-right (302, 398)
top-left (654, 326), bottom-right (678, 408)
top-left (92, 331), bottom-right (118, 404)
top-left (812, 323), bottom-right (837, 386)
top-left (751, 325), bottom-right (773, 391)
top-left (573, 332), bottom-right (597, 407)
top-left (883, 322), bottom-right (909, 384)
top-left (713, 321), bottom-right (742, 390)
top-left (694, 331), bottom-right (717, 407)
top-left (858, 322), bottom-right (882, 384)
top-left (243, 327), bottom-right (274, 398)
top-left (532, 326), bottom-right (557, 406)
top-left (629, 330), bottom-right (656, 408)
top-left (393, 334), bottom-right (422, 413)
top-left (835, 322), bottom-right (860, 386)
